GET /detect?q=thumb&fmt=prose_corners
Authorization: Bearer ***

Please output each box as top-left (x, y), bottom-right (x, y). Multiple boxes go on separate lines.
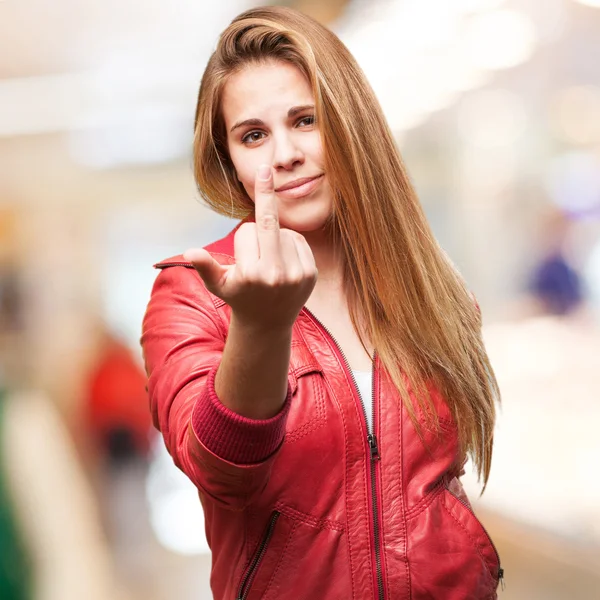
top-left (184, 248), bottom-right (227, 291)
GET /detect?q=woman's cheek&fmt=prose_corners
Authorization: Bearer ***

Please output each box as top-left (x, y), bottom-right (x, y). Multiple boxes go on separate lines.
top-left (243, 182), bottom-right (255, 201)
top-left (239, 165), bottom-right (256, 196)
top-left (229, 156), bottom-right (253, 199)
top-left (240, 166), bottom-right (265, 201)
top-left (230, 144), bottom-right (272, 201)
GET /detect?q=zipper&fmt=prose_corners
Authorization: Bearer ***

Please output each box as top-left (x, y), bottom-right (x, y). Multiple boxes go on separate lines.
top-left (236, 511), bottom-right (280, 600)
top-left (368, 383), bottom-right (385, 600)
top-left (154, 261), bottom-right (194, 269)
top-left (302, 308), bottom-right (385, 600)
top-left (446, 487), bottom-right (505, 590)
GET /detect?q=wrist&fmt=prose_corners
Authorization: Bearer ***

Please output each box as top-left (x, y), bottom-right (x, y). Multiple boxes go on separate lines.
top-left (230, 312), bottom-right (294, 339)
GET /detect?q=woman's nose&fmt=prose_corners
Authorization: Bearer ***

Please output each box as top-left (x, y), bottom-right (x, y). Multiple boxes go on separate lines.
top-left (272, 133), bottom-right (304, 171)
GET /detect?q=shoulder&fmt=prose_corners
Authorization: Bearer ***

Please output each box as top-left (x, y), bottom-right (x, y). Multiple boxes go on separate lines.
top-left (146, 221), bottom-right (247, 326)
top-left (143, 257), bottom-right (227, 345)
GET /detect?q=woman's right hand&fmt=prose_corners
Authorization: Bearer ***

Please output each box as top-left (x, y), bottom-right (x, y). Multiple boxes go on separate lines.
top-left (184, 164), bottom-right (318, 332)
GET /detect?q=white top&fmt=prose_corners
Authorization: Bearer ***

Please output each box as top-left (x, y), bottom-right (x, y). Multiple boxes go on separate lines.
top-left (352, 370), bottom-right (373, 432)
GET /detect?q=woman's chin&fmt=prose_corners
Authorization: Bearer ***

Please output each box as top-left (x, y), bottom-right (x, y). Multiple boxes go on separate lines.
top-left (278, 203), bottom-right (332, 235)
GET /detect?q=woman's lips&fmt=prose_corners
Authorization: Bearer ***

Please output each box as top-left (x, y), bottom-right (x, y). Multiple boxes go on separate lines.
top-left (275, 174), bottom-right (324, 199)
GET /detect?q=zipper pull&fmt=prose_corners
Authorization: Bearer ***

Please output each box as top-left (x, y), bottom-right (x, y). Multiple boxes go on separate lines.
top-left (498, 567), bottom-right (505, 591)
top-left (367, 434), bottom-right (380, 461)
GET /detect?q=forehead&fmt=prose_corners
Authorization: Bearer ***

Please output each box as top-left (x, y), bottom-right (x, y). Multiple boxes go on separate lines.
top-left (221, 60), bottom-right (313, 125)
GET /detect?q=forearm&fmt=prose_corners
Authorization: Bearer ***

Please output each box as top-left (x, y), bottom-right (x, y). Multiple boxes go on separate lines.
top-left (215, 313), bottom-right (292, 419)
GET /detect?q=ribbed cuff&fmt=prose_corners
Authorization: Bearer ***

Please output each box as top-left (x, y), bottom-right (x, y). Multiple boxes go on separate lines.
top-left (191, 366), bottom-right (292, 464)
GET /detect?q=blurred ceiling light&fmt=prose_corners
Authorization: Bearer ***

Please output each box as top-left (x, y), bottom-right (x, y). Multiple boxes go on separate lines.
top-left (376, 72), bottom-right (461, 133)
top-left (398, 1), bottom-right (461, 50)
top-left (148, 488), bottom-right (210, 556)
top-left (0, 73), bottom-right (92, 136)
top-left (524, 0), bottom-right (567, 43)
top-left (341, 1), bottom-right (462, 68)
top-left (463, 10), bottom-right (537, 70)
top-left (68, 108), bottom-right (192, 169)
top-left (458, 89), bottom-right (527, 148)
top-left (546, 151), bottom-right (600, 215)
top-left (460, 146), bottom-right (518, 193)
top-left (574, 0), bottom-right (600, 7)
top-left (0, 64), bottom-right (197, 146)
top-left (455, 0), bottom-right (506, 12)
top-left (551, 85), bottom-right (600, 145)
top-left (146, 438), bottom-right (210, 556)
top-left (341, 7), bottom-right (491, 134)
top-left (66, 57), bottom-right (196, 167)
top-left (435, 50), bottom-right (492, 93)
top-left (0, 1), bottom-right (253, 140)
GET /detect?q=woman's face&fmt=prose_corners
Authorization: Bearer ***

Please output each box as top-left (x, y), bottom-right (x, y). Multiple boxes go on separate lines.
top-left (221, 60), bottom-right (332, 234)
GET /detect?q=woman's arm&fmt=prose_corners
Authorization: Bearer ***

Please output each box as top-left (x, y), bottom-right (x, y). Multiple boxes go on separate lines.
top-left (143, 165), bottom-right (317, 508)
top-left (142, 265), bottom-right (291, 509)
top-left (184, 164), bottom-right (317, 420)
top-left (215, 316), bottom-right (292, 419)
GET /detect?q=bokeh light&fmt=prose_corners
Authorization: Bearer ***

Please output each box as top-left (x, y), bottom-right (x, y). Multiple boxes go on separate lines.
top-left (575, 0), bottom-right (600, 8)
top-left (462, 9), bottom-right (537, 70)
top-left (457, 89), bottom-right (527, 148)
top-left (550, 85), bottom-right (600, 145)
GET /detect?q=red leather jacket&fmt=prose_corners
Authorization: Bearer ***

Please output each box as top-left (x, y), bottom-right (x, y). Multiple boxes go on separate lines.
top-left (141, 224), bottom-right (503, 600)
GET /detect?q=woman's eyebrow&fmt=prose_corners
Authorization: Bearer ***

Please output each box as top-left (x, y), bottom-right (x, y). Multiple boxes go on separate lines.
top-left (230, 104), bottom-right (315, 133)
top-left (288, 104), bottom-right (315, 117)
top-left (230, 118), bottom-right (263, 133)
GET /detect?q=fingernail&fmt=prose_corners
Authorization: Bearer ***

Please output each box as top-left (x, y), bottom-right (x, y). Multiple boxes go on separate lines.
top-left (257, 164), bottom-right (272, 180)
top-left (183, 250), bottom-right (196, 263)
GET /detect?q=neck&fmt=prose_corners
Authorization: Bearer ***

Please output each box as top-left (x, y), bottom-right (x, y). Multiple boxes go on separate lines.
top-left (302, 226), bottom-right (343, 286)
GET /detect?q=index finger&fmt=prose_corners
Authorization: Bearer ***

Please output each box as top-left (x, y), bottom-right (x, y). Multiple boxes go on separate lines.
top-left (254, 164), bottom-right (281, 263)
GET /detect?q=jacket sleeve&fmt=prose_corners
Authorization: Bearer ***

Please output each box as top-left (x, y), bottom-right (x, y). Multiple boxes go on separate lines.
top-left (141, 265), bottom-right (291, 510)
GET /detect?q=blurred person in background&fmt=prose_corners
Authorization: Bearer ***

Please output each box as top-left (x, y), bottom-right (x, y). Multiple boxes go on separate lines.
top-left (84, 327), bottom-right (152, 467)
top-left (0, 287), bottom-right (127, 600)
top-left (526, 208), bottom-right (585, 318)
top-left (1, 386), bottom-right (129, 600)
top-left (142, 6), bottom-right (503, 600)
top-left (0, 385), bottom-right (32, 600)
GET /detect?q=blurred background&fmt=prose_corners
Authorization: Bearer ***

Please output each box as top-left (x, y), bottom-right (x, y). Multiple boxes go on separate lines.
top-left (1, 0), bottom-right (599, 598)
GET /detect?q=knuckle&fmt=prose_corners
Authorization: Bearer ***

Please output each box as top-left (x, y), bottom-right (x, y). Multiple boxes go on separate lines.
top-left (264, 266), bottom-right (284, 286)
top-left (281, 228), bottom-right (304, 244)
top-left (258, 213), bottom-right (279, 230)
top-left (293, 231), bottom-right (306, 244)
top-left (288, 271), bottom-right (304, 285)
top-left (236, 264), bottom-right (250, 281)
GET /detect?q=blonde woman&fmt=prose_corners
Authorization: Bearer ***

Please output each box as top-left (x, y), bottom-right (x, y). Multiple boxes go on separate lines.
top-left (142, 6), bottom-right (503, 599)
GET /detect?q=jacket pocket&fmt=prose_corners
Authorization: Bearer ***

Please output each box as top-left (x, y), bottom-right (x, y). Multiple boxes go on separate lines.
top-left (444, 485), bottom-right (504, 587)
top-left (238, 507), bottom-right (348, 600)
top-left (406, 487), bottom-right (503, 599)
top-left (236, 511), bottom-right (281, 600)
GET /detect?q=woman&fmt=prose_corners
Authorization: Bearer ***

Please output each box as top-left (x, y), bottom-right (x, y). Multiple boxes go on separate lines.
top-left (142, 6), bottom-right (503, 599)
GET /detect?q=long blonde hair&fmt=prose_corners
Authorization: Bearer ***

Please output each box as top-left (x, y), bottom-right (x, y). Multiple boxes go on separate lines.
top-left (193, 6), bottom-right (501, 486)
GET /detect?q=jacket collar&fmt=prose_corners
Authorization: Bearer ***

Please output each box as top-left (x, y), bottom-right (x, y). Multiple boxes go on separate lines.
top-left (153, 215), bottom-right (253, 269)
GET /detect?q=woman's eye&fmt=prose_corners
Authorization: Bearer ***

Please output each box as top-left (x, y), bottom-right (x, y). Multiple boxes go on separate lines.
top-left (297, 115), bottom-right (315, 127)
top-left (241, 117), bottom-right (315, 145)
top-left (242, 131), bottom-right (265, 145)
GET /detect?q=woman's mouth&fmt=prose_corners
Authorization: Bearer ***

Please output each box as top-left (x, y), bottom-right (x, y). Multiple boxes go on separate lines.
top-left (275, 174), bottom-right (324, 199)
